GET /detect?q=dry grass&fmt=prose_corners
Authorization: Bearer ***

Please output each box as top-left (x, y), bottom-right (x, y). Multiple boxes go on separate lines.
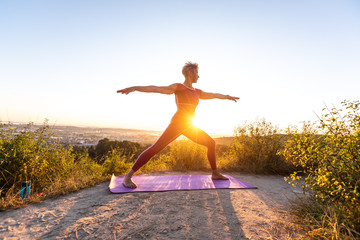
top-left (0, 168), bottom-right (108, 211)
top-left (288, 196), bottom-right (360, 240)
top-left (264, 218), bottom-right (304, 240)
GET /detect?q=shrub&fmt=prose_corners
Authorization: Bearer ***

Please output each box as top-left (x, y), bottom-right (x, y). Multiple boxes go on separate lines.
top-left (102, 149), bottom-right (132, 176)
top-left (0, 122), bottom-right (106, 210)
top-left (0, 122), bottom-right (75, 194)
top-left (227, 119), bottom-right (295, 174)
top-left (282, 100), bottom-right (360, 238)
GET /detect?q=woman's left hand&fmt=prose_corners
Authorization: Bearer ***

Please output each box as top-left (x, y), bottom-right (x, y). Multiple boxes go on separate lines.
top-left (228, 95), bottom-right (240, 102)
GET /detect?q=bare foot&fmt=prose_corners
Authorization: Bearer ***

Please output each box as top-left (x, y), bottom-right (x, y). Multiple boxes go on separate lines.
top-left (211, 171), bottom-right (229, 180)
top-left (123, 177), bottom-right (137, 188)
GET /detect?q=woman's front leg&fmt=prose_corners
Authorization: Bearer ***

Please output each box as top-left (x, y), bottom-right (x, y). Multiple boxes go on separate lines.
top-left (182, 126), bottom-right (229, 180)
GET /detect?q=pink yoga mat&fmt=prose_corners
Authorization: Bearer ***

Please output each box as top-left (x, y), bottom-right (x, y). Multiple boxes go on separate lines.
top-left (109, 174), bottom-right (257, 193)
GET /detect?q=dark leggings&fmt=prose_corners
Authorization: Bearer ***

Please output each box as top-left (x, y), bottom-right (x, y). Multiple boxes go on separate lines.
top-left (131, 120), bottom-right (217, 172)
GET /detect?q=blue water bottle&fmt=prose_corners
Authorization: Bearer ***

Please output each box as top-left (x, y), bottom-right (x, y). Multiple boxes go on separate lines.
top-left (20, 181), bottom-right (31, 199)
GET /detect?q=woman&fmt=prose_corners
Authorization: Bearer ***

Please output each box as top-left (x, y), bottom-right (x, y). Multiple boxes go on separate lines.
top-left (117, 62), bottom-right (239, 188)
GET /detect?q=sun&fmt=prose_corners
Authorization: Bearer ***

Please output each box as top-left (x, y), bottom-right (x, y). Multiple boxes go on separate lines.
top-left (192, 114), bottom-right (214, 131)
top-left (191, 105), bottom-right (234, 136)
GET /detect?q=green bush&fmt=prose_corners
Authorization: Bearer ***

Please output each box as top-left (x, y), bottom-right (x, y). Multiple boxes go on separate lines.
top-left (227, 119), bottom-right (295, 174)
top-left (282, 100), bottom-right (360, 237)
top-left (0, 122), bottom-right (76, 194)
top-left (282, 121), bottom-right (319, 174)
top-left (0, 122), bottom-right (105, 209)
top-left (102, 149), bottom-right (132, 176)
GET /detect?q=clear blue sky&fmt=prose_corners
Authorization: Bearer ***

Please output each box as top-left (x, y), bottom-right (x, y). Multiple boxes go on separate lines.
top-left (1, 0), bottom-right (359, 136)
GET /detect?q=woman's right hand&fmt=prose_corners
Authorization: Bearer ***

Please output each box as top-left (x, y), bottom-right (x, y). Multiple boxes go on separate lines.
top-left (117, 87), bottom-right (135, 95)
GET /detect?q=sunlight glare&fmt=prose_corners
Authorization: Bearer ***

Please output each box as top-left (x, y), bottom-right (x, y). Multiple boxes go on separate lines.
top-left (192, 114), bottom-right (220, 135)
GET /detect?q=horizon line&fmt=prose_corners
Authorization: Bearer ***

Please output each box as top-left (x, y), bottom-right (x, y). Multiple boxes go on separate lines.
top-left (0, 120), bottom-right (233, 138)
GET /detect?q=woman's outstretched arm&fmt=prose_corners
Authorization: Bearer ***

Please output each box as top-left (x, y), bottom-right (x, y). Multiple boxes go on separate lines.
top-left (200, 91), bottom-right (239, 102)
top-left (117, 84), bottom-right (177, 95)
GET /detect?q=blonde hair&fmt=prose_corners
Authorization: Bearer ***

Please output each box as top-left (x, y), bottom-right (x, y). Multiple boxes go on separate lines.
top-left (182, 61), bottom-right (198, 77)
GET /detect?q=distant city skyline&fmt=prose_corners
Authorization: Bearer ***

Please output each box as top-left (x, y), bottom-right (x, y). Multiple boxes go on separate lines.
top-left (1, 1), bottom-right (359, 136)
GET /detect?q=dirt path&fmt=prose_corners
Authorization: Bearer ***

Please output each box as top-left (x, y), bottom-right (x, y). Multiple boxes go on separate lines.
top-left (0, 172), bottom-right (304, 240)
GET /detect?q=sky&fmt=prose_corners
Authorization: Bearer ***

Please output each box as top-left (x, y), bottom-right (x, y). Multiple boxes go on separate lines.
top-left (1, 0), bottom-right (359, 136)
